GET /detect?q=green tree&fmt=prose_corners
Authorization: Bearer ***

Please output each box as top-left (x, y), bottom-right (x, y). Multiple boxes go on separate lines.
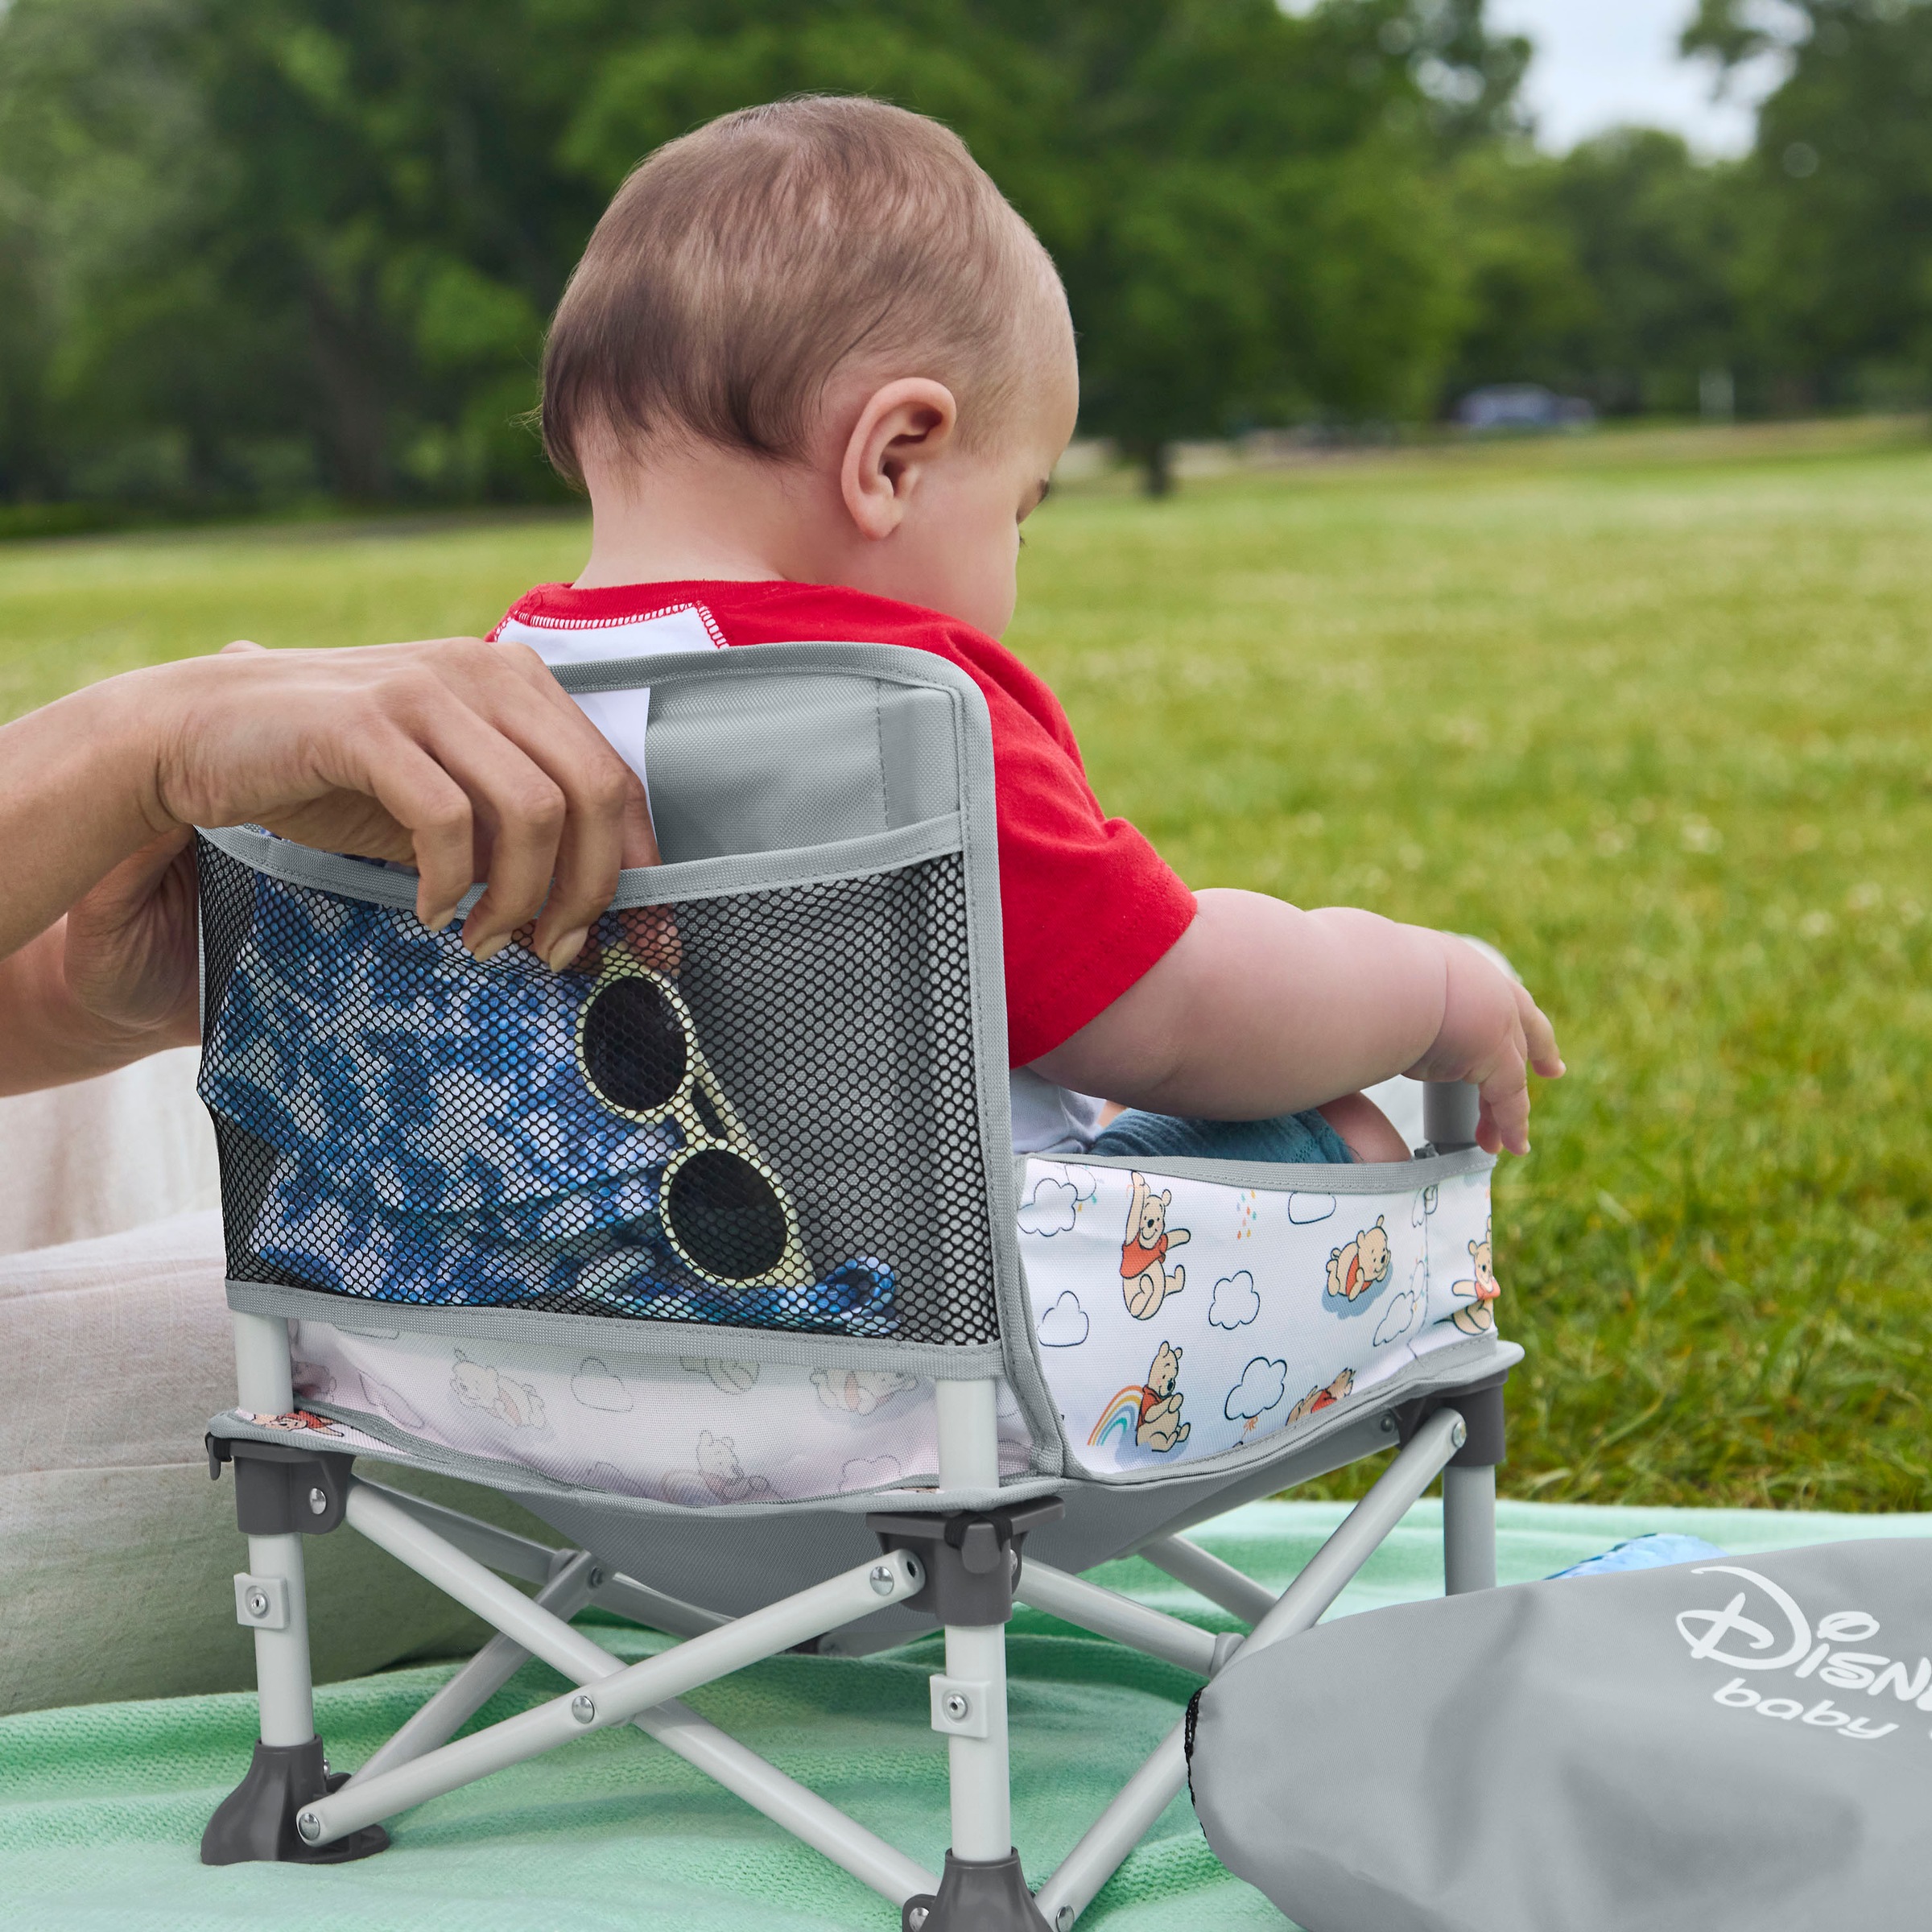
top-left (1444, 130), bottom-right (1742, 415)
top-left (0, 0), bottom-right (1529, 506)
top-left (561, 1), bottom-right (1522, 490)
top-left (1686, 0), bottom-right (1932, 411)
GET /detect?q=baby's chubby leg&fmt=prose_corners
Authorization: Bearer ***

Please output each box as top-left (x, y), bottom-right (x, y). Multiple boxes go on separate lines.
top-left (1316, 1092), bottom-right (1410, 1163)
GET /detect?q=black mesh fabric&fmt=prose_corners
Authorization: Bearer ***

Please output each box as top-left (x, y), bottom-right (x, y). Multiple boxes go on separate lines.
top-left (194, 836), bottom-right (998, 1345)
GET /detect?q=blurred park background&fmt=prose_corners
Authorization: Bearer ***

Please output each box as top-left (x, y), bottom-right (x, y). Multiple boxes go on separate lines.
top-left (1, 2), bottom-right (1928, 1511)
top-left (2, 0), bottom-right (1931, 514)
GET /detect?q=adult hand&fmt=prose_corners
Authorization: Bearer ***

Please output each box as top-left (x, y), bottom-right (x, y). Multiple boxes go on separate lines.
top-left (151, 638), bottom-right (657, 961)
top-left (0, 635), bottom-right (657, 1092)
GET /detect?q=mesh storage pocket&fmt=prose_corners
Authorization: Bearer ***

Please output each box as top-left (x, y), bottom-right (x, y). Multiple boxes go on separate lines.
top-left (196, 836), bottom-right (999, 1344)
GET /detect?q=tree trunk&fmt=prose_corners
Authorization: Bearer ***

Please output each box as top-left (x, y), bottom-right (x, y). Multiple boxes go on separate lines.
top-left (1140, 438), bottom-right (1174, 497)
top-left (304, 275), bottom-right (394, 502)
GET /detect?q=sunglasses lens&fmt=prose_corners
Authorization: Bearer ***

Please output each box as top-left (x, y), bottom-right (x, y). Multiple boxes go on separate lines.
top-left (663, 1149), bottom-right (791, 1283)
top-left (581, 977), bottom-right (686, 1114)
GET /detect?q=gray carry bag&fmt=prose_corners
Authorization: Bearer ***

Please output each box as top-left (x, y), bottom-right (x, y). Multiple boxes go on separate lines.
top-left (1188, 1537), bottom-right (1932, 1932)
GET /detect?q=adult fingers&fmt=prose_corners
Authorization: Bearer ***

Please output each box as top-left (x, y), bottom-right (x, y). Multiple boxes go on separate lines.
top-left (466, 643), bottom-right (652, 968)
top-left (331, 727), bottom-right (481, 931)
top-left (402, 698), bottom-right (571, 956)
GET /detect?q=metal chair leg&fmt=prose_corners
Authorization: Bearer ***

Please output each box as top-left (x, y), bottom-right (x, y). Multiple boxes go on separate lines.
top-left (202, 1312), bottom-right (386, 1866)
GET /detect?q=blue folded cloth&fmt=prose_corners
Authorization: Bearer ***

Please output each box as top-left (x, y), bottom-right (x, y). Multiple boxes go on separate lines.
top-left (200, 872), bottom-right (897, 1331)
top-left (202, 883), bottom-right (669, 1222)
top-left (1547, 1533), bottom-right (1728, 1579)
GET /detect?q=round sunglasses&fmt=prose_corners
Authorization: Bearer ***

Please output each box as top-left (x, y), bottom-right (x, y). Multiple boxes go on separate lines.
top-left (575, 966), bottom-right (810, 1292)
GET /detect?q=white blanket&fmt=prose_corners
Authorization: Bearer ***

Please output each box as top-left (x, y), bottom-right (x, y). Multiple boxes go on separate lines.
top-left (0, 1054), bottom-right (534, 1712)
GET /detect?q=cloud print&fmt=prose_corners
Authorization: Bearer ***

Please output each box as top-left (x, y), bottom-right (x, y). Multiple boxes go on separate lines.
top-left (680, 1356), bottom-right (758, 1394)
top-left (840, 1455), bottom-right (902, 1493)
top-left (1225, 1357), bottom-right (1289, 1422)
top-left (1209, 1270), bottom-right (1260, 1329)
top-left (1288, 1193), bottom-right (1337, 1225)
top-left (1019, 1176), bottom-right (1081, 1237)
top-left (571, 1358), bottom-right (634, 1413)
top-left (1373, 1287), bottom-right (1424, 1348)
top-left (1036, 1290), bottom-right (1090, 1348)
top-left (359, 1373), bottom-right (423, 1430)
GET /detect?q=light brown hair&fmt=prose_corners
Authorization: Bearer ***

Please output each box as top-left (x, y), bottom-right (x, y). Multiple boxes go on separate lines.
top-left (541, 95), bottom-right (1059, 485)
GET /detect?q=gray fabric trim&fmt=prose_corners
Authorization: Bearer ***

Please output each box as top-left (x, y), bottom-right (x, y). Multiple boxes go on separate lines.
top-left (196, 815), bottom-right (964, 912)
top-left (206, 1403), bottom-right (1065, 1522)
top-left (1029, 1146), bottom-right (1497, 1194)
top-left (204, 1335), bottom-right (1521, 1526)
top-left (606, 815), bottom-right (961, 906)
top-left (196, 824), bottom-right (429, 907)
top-left (225, 1279), bottom-right (1007, 1377)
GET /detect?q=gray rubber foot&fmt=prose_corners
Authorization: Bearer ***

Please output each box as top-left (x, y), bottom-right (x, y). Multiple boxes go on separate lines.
top-left (903, 1848), bottom-right (1051, 1930)
top-left (200, 1736), bottom-right (389, 1865)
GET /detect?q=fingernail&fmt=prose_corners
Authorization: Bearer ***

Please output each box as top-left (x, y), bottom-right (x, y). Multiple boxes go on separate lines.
top-left (423, 906), bottom-right (458, 931)
top-left (546, 927), bottom-right (589, 972)
top-left (469, 933), bottom-right (509, 963)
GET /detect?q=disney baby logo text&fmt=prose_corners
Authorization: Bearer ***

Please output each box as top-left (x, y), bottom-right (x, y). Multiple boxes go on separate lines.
top-left (1674, 1563), bottom-right (1932, 1742)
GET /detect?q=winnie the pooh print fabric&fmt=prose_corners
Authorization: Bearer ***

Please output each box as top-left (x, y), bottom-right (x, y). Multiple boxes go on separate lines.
top-left (1021, 1160), bottom-right (1494, 1477)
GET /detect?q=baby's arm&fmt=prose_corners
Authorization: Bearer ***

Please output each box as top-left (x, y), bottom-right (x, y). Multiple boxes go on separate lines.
top-left (1031, 888), bottom-right (1563, 1156)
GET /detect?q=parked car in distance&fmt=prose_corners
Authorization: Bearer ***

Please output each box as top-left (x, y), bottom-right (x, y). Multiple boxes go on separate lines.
top-left (1454, 384), bottom-right (1596, 432)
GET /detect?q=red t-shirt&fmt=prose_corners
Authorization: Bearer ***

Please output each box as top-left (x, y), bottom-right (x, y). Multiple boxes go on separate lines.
top-left (491, 578), bottom-right (1196, 1066)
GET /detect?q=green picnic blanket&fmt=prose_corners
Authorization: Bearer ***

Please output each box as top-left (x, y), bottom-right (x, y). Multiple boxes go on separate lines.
top-left (6, 1499), bottom-right (1928, 1931)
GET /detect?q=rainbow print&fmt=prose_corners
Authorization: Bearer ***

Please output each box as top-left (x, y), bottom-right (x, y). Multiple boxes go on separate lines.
top-left (1088, 1385), bottom-right (1144, 1449)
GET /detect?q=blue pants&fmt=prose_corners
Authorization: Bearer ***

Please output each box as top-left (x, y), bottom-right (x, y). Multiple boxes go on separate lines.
top-left (1088, 1106), bottom-right (1352, 1164)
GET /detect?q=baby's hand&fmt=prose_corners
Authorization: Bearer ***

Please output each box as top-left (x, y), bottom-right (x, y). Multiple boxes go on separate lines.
top-left (1406, 938), bottom-right (1563, 1157)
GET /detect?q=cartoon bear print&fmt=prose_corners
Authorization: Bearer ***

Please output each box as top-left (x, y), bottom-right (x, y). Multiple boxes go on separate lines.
top-left (661, 1430), bottom-right (777, 1505)
top-left (240, 1408), bottom-right (342, 1435)
top-left (811, 1366), bottom-right (919, 1415)
top-left (1121, 1173), bottom-right (1191, 1320)
top-left (449, 1348), bottom-right (547, 1430)
top-left (1451, 1221), bottom-right (1500, 1335)
top-left (1287, 1367), bottom-right (1356, 1424)
top-left (1325, 1216), bottom-right (1392, 1302)
top-left (1136, 1340), bottom-right (1191, 1452)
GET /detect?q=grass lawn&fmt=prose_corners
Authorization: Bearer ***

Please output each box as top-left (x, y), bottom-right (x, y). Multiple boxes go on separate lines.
top-left (5, 419), bottom-right (1928, 1511)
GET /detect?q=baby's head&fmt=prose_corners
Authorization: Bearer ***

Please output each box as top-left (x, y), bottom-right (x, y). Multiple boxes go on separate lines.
top-left (542, 97), bottom-right (1075, 637)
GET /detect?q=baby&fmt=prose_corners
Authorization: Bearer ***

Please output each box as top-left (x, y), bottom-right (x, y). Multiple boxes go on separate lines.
top-left (497, 95), bottom-right (1562, 1165)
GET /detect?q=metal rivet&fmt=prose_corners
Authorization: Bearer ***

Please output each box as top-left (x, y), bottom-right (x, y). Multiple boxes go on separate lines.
top-left (1451, 1419), bottom-right (1468, 1451)
top-left (1380, 1414), bottom-right (1397, 1434)
top-left (244, 1586), bottom-right (270, 1620)
top-left (869, 1562), bottom-right (897, 1597)
top-left (943, 1691), bottom-right (970, 1722)
top-left (906, 1909), bottom-right (930, 1931)
top-left (295, 1809), bottom-right (323, 1843)
top-left (587, 1567), bottom-right (604, 1590)
top-left (1056, 1909), bottom-right (1077, 1932)
top-left (569, 1693), bottom-right (597, 1725)
top-left (308, 1487), bottom-right (328, 1516)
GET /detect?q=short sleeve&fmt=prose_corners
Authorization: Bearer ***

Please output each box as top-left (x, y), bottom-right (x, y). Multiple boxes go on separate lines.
top-left (978, 682), bottom-right (1197, 1067)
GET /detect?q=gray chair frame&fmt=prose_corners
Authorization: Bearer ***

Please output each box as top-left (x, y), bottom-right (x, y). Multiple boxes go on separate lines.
top-left (197, 644), bottom-right (1514, 1929)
